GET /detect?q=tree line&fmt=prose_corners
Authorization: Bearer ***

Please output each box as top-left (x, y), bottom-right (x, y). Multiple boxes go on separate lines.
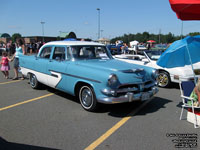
top-left (110, 32), bottom-right (200, 44)
top-left (9, 32), bottom-right (200, 44)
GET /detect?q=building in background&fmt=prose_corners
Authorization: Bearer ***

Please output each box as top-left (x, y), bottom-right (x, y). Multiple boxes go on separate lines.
top-left (98, 38), bottom-right (110, 45)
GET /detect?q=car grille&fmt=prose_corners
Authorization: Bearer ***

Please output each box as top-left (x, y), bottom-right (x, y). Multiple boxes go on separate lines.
top-left (116, 80), bottom-right (154, 97)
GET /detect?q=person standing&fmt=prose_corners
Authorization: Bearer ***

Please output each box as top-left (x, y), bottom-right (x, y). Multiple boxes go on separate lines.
top-left (133, 44), bottom-right (139, 54)
top-left (12, 39), bottom-right (26, 80)
top-left (146, 43), bottom-right (151, 50)
top-left (121, 43), bottom-right (128, 54)
top-left (6, 40), bottom-right (12, 56)
top-left (1, 52), bottom-right (11, 79)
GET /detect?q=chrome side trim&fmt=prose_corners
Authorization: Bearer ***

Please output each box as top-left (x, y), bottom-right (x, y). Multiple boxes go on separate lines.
top-left (121, 68), bottom-right (144, 73)
top-left (48, 70), bottom-right (101, 83)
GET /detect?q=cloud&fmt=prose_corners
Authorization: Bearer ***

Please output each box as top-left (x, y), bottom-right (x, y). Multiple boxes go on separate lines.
top-left (8, 25), bottom-right (22, 29)
top-left (84, 22), bottom-right (89, 25)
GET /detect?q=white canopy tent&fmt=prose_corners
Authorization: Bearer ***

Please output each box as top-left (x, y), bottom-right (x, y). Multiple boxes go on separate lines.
top-left (130, 40), bottom-right (139, 47)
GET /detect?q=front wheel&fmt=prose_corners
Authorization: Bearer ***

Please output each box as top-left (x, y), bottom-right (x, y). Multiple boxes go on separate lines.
top-left (157, 71), bottom-right (171, 88)
top-left (29, 73), bottom-right (40, 89)
top-left (79, 85), bottom-right (98, 111)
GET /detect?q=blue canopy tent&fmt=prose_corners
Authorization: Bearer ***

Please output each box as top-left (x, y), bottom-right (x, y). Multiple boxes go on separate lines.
top-left (63, 38), bottom-right (77, 41)
top-left (157, 35), bottom-right (200, 82)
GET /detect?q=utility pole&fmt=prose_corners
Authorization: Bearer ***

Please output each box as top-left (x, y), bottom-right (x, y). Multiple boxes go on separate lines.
top-left (181, 21), bottom-right (183, 39)
top-left (96, 8), bottom-right (100, 40)
top-left (159, 29), bottom-right (161, 43)
top-left (100, 30), bottom-right (103, 38)
top-left (40, 21), bottom-right (45, 43)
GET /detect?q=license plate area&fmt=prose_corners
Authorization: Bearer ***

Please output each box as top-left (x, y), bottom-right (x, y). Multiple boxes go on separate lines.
top-left (142, 93), bottom-right (150, 101)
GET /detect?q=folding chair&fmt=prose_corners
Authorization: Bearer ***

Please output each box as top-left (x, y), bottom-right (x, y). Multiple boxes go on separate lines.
top-left (179, 80), bottom-right (200, 128)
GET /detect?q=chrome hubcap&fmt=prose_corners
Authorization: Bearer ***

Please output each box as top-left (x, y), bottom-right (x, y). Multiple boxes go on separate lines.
top-left (30, 75), bottom-right (36, 87)
top-left (157, 73), bottom-right (168, 87)
top-left (81, 88), bottom-right (92, 107)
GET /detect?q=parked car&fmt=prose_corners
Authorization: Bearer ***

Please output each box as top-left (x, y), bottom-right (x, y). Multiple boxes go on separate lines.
top-left (106, 44), bottom-right (122, 55)
top-left (128, 45), bottom-right (147, 54)
top-left (151, 44), bottom-right (168, 51)
top-left (19, 41), bottom-right (158, 111)
top-left (138, 45), bottom-right (147, 50)
top-left (114, 50), bottom-right (200, 88)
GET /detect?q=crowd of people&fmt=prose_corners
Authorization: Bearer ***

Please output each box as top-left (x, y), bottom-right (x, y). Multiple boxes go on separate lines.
top-left (0, 40), bottom-right (43, 56)
top-left (0, 39), bottom-right (43, 80)
top-left (112, 40), bottom-right (155, 55)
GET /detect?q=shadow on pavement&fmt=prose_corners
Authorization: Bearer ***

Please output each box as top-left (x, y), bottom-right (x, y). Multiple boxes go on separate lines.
top-left (45, 86), bottom-right (79, 104)
top-left (134, 97), bottom-right (172, 116)
top-left (167, 82), bottom-right (179, 89)
top-left (97, 96), bottom-right (172, 118)
top-left (42, 86), bottom-right (172, 118)
top-left (176, 101), bottom-right (182, 109)
top-left (0, 137), bottom-right (60, 150)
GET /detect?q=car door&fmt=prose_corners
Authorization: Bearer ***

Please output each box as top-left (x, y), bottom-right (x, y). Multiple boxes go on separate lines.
top-left (46, 46), bottom-right (70, 89)
top-left (35, 46), bottom-right (53, 85)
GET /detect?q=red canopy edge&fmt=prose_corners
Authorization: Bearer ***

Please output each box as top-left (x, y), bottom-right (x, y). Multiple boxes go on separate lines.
top-left (170, 0), bottom-right (200, 4)
top-left (169, 0), bottom-right (200, 20)
top-left (177, 12), bottom-right (200, 20)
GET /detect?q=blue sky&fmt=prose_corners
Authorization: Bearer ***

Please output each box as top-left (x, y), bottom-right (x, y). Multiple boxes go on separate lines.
top-left (1, 0), bottom-right (200, 40)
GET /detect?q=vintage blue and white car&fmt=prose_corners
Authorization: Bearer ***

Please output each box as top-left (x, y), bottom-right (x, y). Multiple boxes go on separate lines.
top-left (19, 41), bottom-right (158, 111)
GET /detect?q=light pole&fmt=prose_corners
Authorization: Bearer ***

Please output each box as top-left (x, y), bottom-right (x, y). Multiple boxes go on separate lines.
top-left (96, 8), bottom-right (100, 40)
top-left (100, 29), bottom-right (103, 38)
top-left (158, 29), bottom-right (161, 43)
top-left (40, 21), bottom-right (45, 43)
top-left (181, 21), bottom-right (183, 39)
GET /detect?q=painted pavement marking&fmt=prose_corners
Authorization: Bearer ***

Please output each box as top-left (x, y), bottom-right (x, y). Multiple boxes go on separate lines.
top-left (85, 99), bottom-right (153, 150)
top-left (0, 93), bottom-right (54, 111)
top-left (0, 80), bottom-right (21, 85)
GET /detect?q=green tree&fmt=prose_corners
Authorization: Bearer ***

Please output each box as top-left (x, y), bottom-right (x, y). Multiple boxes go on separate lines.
top-left (110, 31), bottom-right (200, 45)
top-left (188, 32), bottom-right (200, 36)
top-left (12, 33), bottom-right (22, 42)
top-left (142, 32), bottom-right (149, 42)
top-left (166, 32), bottom-right (175, 43)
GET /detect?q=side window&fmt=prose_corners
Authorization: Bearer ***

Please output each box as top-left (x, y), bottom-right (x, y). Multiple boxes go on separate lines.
top-left (52, 47), bottom-right (66, 60)
top-left (39, 47), bottom-right (52, 59)
top-left (67, 47), bottom-right (72, 60)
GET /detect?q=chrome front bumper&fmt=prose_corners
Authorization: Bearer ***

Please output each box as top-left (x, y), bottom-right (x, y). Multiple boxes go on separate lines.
top-left (97, 87), bottom-right (158, 104)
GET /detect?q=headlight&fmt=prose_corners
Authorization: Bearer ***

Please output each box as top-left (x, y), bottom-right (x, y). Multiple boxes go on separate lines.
top-left (152, 69), bottom-right (158, 79)
top-left (108, 74), bottom-right (118, 86)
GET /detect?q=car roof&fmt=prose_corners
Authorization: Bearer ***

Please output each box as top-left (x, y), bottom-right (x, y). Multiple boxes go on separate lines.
top-left (44, 41), bottom-right (105, 46)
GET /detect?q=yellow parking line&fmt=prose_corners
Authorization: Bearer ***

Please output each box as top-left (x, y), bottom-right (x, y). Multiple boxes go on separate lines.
top-left (84, 100), bottom-right (152, 150)
top-left (0, 80), bottom-right (21, 85)
top-left (0, 93), bottom-right (54, 111)
top-left (85, 116), bottom-right (131, 150)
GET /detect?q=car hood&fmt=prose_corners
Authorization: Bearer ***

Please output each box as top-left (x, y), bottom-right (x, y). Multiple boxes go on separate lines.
top-left (75, 59), bottom-right (146, 72)
top-left (73, 59), bottom-right (154, 83)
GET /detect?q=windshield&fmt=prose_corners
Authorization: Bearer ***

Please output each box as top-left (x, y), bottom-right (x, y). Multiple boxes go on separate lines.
top-left (145, 51), bottom-right (162, 61)
top-left (69, 45), bottom-right (113, 60)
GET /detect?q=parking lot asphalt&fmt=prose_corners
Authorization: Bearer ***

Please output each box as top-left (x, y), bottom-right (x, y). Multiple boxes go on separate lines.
top-left (0, 59), bottom-right (199, 150)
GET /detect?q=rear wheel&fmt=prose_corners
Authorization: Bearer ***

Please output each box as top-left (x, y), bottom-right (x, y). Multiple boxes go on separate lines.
top-left (29, 73), bottom-right (40, 89)
top-left (79, 85), bottom-right (98, 111)
top-left (157, 71), bottom-right (171, 88)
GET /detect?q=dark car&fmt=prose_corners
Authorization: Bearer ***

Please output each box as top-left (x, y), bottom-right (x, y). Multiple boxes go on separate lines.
top-left (106, 44), bottom-right (123, 55)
